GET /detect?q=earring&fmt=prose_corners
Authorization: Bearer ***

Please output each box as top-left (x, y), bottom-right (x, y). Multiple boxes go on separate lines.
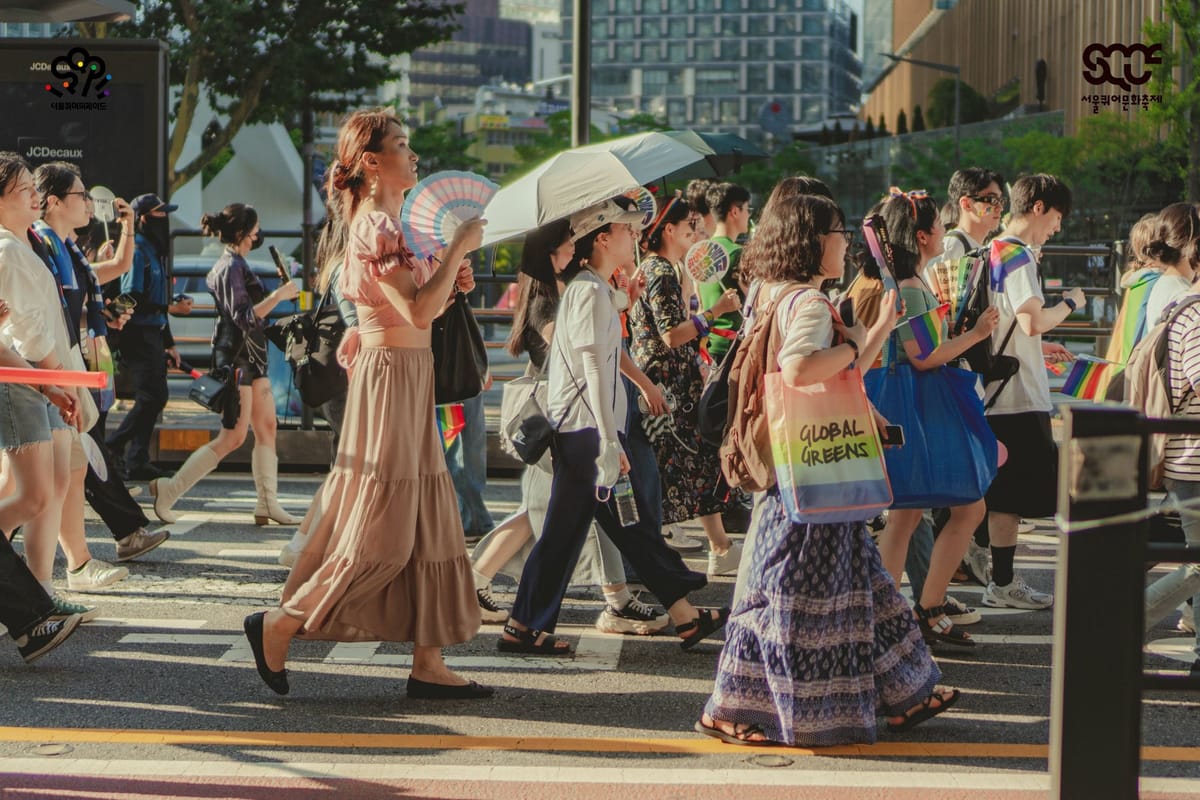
top-left (368, 175), bottom-right (378, 201)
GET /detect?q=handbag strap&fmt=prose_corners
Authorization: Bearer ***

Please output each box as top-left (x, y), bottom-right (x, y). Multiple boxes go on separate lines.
top-left (982, 318), bottom-right (1019, 411)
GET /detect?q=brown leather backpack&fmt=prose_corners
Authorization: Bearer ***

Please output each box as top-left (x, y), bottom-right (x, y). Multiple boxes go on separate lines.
top-left (719, 282), bottom-right (810, 492)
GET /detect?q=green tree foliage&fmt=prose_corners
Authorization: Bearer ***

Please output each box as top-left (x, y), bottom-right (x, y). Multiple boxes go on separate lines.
top-left (912, 105), bottom-right (927, 132)
top-left (733, 142), bottom-right (819, 202)
top-left (412, 120), bottom-right (482, 174)
top-left (115, 0), bottom-right (463, 194)
top-left (1145, 0), bottom-right (1200, 201)
top-left (926, 78), bottom-right (990, 128)
top-left (896, 109), bottom-right (908, 135)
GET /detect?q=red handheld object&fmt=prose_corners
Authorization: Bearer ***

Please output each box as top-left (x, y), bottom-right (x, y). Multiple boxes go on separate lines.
top-left (0, 367), bottom-right (106, 388)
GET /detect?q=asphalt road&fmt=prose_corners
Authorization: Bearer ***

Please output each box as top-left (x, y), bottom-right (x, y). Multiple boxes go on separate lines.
top-left (0, 471), bottom-right (1198, 799)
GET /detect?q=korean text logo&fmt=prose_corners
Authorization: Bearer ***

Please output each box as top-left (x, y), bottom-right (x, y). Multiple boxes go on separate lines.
top-left (44, 47), bottom-right (111, 111)
top-left (1081, 42), bottom-right (1163, 114)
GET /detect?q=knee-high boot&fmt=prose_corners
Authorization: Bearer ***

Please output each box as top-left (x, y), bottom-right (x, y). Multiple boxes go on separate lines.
top-left (252, 446), bottom-right (301, 526)
top-left (148, 444), bottom-right (221, 524)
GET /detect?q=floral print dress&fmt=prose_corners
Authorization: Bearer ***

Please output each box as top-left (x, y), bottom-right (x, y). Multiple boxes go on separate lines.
top-left (629, 254), bottom-right (726, 525)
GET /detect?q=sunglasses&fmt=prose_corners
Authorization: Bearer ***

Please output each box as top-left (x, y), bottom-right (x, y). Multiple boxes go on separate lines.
top-left (969, 194), bottom-right (1006, 210)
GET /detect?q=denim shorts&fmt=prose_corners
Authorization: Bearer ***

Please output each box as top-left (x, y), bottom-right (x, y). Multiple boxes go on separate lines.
top-left (0, 382), bottom-right (56, 451)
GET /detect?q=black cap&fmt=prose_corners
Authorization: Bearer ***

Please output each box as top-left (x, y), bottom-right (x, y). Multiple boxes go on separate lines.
top-left (131, 193), bottom-right (179, 218)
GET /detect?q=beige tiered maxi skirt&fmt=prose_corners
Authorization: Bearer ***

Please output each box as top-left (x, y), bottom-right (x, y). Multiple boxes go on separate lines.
top-left (280, 346), bottom-right (481, 647)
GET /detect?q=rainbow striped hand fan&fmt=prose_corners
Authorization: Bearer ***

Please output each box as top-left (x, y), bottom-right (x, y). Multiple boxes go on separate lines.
top-left (684, 239), bottom-right (730, 284)
top-left (401, 171), bottom-right (498, 259)
top-left (624, 186), bottom-right (658, 229)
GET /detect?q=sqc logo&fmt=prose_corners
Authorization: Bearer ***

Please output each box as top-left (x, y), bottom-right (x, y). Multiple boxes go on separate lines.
top-left (44, 46), bottom-right (112, 98)
top-left (1082, 42), bottom-right (1163, 91)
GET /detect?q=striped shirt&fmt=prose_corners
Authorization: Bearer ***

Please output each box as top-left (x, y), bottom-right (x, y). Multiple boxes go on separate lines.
top-left (1163, 299), bottom-right (1200, 480)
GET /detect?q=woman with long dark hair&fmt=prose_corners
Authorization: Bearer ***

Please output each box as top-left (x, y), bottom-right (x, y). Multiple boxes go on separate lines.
top-left (471, 220), bottom-right (668, 635)
top-left (698, 190), bottom-right (957, 746)
top-left (630, 195), bottom-right (742, 576)
top-left (500, 196), bottom-right (722, 656)
top-left (147, 203), bottom-right (301, 526)
top-left (246, 109), bottom-right (489, 699)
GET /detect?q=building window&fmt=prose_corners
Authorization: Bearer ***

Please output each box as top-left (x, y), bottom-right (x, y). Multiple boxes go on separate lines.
top-left (720, 15), bottom-right (740, 34)
top-left (773, 38), bottom-right (794, 59)
top-left (668, 42), bottom-right (687, 62)
top-left (720, 98), bottom-right (740, 122)
top-left (746, 64), bottom-right (767, 91)
top-left (801, 13), bottom-right (824, 35)
top-left (801, 96), bottom-right (823, 123)
top-left (694, 98), bottom-right (714, 124)
top-left (616, 19), bottom-right (634, 38)
top-left (748, 0), bottom-right (772, 10)
top-left (668, 18), bottom-right (687, 38)
top-left (721, 0), bottom-right (741, 10)
top-left (800, 38), bottom-right (823, 59)
top-left (593, 43), bottom-right (609, 62)
top-left (667, 98), bottom-right (687, 125)
top-left (695, 17), bottom-right (715, 37)
top-left (695, 0), bottom-right (716, 9)
top-left (694, 41), bottom-right (715, 61)
top-left (669, 0), bottom-right (688, 12)
top-left (775, 14), bottom-right (796, 33)
top-left (616, 42), bottom-right (635, 62)
top-left (643, 0), bottom-right (662, 11)
top-left (697, 67), bottom-right (740, 94)
top-left (643, 18), bottom-right (662, 38)
top-left (614, 0), bottom-right (634, 12)
top-left (747, 16), bottom-right (769, 35)
top-left (774, 64), bottom-right (795, 92)
top-left (800, 64), bottom-right (822, 91)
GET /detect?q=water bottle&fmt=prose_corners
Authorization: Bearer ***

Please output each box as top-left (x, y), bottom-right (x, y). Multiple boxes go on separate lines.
top-left (613, 474), bottom-right (639, 527)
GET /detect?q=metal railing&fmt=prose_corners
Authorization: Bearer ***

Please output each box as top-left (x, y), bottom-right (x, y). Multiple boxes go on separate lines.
top-left (1050, 406), bottom-right (1200, 799)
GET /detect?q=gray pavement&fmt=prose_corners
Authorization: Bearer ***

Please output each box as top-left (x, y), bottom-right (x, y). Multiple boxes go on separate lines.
top-left (0, 471), bottom-right (1198, 798)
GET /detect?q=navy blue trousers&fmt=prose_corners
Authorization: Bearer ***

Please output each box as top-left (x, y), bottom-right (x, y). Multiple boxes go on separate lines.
top-left (510, 427), bottom-right (705, 634)
top-left (1, 533), bottom-right (54, 642)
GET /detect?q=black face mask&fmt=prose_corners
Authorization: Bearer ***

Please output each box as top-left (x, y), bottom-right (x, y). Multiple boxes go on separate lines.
top-left (140, 216), bottom-right (170, 254)
top-left (249, 230), bottom-right (264, 250)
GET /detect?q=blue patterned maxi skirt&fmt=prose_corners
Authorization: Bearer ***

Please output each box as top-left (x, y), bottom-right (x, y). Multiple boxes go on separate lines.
top-left (703, 487), bottom-right (941, 746)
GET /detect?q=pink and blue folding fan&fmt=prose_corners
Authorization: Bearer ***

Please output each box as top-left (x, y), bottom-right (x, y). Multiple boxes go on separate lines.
top-left (401, 170), bottom-right (498, 259)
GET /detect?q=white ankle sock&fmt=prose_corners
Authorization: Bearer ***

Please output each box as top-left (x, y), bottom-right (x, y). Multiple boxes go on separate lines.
top-left (604, 587), bottom-right (632, 609)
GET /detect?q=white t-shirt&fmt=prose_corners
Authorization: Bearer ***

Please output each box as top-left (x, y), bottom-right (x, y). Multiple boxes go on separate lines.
top-left (985, 236), bottom-right (1051, 415)
top-left (545, 269), bottom-right (627, 436)
top-left (1145, 273), bottom-right (1193, 329)
top-left (767, 285), bottom-right (833, 367)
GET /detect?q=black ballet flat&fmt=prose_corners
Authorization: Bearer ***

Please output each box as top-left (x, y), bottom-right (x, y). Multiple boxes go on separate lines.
top-left (406, 676), bottom-right (495, 700)
top-left (243, 612), bottom-right (289, 695)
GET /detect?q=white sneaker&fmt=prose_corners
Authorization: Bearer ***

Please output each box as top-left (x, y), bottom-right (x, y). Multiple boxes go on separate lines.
top-left (277, 543), bottom-right (301, 568)
top-left (1018, 520), bottom-right (1037, 534)
top-left (663, 525), bottom-right (705, 553)
top-left (594, 596), bottom-right (669, 635)
top-left (66, 559), bottom-right (129, 591)
top-left (982, 575), bottom-right (1053, 610)
top-left (1179, 604), bottom-right (1196, 635)
top-left (963, 540), bottom-right (991, 586)
top-left (707, 541), bottom-right (743, 577)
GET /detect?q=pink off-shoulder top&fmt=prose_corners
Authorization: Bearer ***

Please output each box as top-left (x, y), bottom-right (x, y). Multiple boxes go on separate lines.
top-left (339, 211), bottom-right (434, 335)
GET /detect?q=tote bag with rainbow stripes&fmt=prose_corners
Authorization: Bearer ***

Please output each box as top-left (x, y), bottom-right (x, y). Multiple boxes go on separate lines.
top-left (764, 367), bottom-right (893, 524)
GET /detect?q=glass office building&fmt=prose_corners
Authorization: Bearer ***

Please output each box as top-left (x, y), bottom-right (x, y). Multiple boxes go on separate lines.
top-left (562, 0), bottom-right (861, 140)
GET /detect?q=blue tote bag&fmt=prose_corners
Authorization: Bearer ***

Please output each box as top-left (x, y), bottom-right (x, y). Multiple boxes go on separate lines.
top-left (863, 338), bottom-right (998, 509)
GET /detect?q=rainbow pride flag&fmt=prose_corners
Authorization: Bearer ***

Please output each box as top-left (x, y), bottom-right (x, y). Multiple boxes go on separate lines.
top-left (989, 239), bottom-right (1035, 291)
top-left (906, 303), bottom-right (950, 359)
top-left (1060, 356), bottom-right (1112, 400)
top-left (435, 403), bottom-right (466, 451)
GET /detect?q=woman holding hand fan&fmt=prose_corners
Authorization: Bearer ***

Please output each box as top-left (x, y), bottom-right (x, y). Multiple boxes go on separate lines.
top-left (244, 108), bottom-right (490, 701)
top-left (629, 195), bottom-right (742, 577)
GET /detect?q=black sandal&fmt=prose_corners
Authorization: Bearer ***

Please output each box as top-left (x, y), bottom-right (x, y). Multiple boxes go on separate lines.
top-left (886, 688), bottom-right (961, 733)
top-left (915, 604), bottom-right (975, 648)
top-left (694, 719), bottom-right (779, 746)
top-left (496, 623), bottom-right (573, 656)
top-left (677, 607), bottom-right (730, 651)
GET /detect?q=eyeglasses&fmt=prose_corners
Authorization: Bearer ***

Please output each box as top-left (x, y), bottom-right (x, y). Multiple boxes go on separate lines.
top-left (969, 194), bottom-right (1006, 210)
top-left (60, 191), bottom-right (93, 202)
top-left (828, 228), bottom-right (854, 243)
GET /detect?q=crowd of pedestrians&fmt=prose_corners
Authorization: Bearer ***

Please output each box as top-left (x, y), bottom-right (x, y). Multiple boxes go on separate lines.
top-left (2, 106), bottom-right (1197, 745)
